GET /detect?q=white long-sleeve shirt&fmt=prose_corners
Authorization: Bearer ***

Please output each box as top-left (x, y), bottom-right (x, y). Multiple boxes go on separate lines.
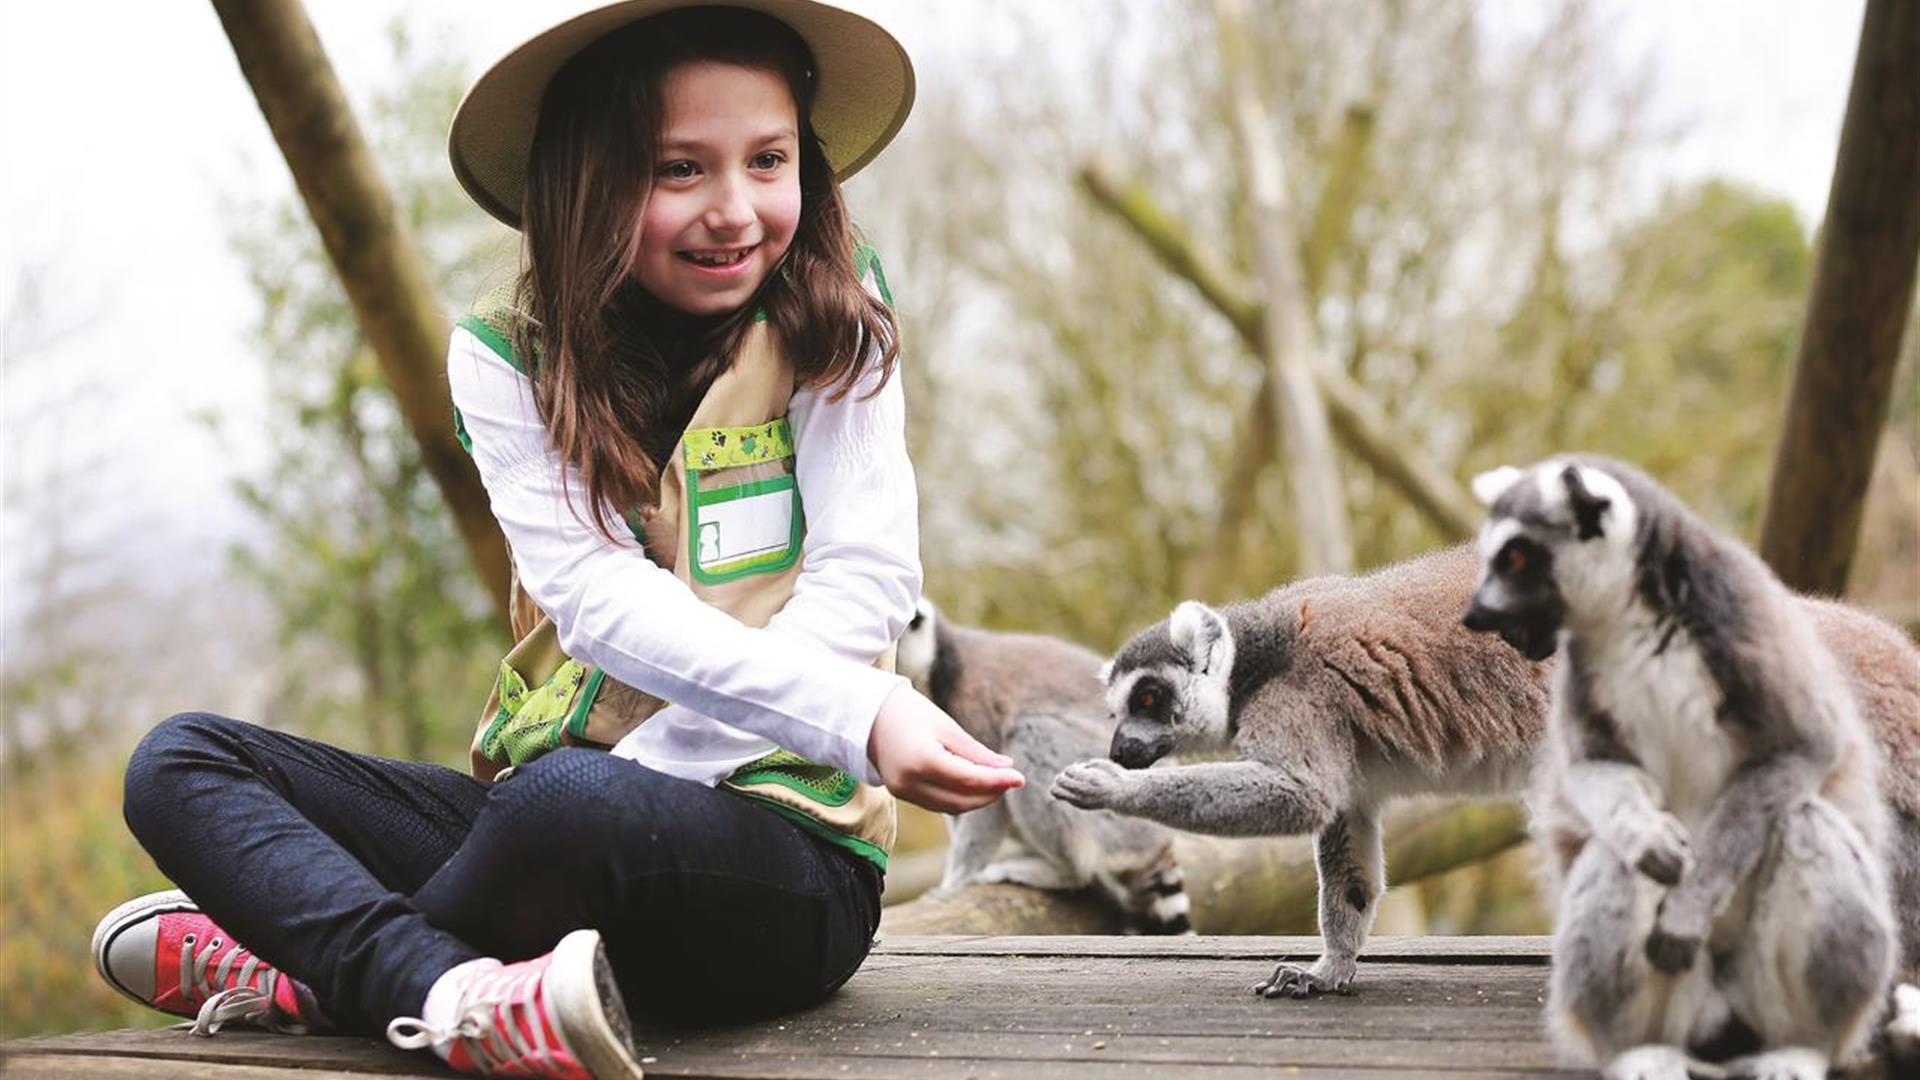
top-left (446, 324), bottom-right (921, 786)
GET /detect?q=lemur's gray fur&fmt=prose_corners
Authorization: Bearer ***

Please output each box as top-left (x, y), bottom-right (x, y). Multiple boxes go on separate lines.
top-left (1464, 455), bottom-right (1914, 1080)
top-left (897, 600), bottom-right (1191, 933)
top-left (1052, 544), bottom-right (1552, 996)
top-left (1052, 536), bottom-right (1920, 1022)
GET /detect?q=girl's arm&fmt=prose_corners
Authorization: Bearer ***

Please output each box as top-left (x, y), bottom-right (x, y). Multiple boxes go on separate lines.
top-left (622, 355), bottom-right (918, 781)
top-left (767, 352), bottom-right (921, 662)
top-left (448, 327), bottom-right (901, 781)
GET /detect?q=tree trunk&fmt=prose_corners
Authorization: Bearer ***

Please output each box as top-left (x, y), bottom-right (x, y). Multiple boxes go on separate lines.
top-left (1214, 0), bottom-right (1352, 575)
top-left (881, 800), bottom-right (1527, 934)
top-left (211, 0), bottom-right (512, 628)
top-left (1759, 0), bottom-right (1920, 594)
top-left (1190, 104), bottom-right (1379, 600)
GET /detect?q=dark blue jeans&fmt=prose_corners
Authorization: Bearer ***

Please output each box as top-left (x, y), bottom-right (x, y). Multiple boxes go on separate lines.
top-left (122, 713), bottom-right (882, 1036)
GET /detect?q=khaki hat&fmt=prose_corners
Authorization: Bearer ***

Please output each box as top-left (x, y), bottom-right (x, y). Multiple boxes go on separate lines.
top-left (449, 0), bottom-right (915, 229)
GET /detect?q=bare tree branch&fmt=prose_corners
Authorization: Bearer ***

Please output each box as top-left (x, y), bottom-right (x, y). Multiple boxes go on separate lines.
top-left (1078, 161), bottom-right (1483, 543)
top-left (881, 801), bottom-right (1527, 934)
top-left (1759, 0), bottom-right (1920, 594)
top-left (1213, 0), bottom-right (1352, 574)
top-left (211, 0), bottom-right (511, 628)
top-left (1192, 103), bottom-right (1380, 598)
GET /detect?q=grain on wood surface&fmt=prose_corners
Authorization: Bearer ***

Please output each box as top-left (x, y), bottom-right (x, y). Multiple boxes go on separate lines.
top-left (1, 936), bottom-right (1576, 1079)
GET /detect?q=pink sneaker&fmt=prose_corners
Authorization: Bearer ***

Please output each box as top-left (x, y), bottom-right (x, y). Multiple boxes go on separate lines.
top-left (91, 889), bottom-right (322, 1035)
top-left (386, 929), bottom-right (642, 1079)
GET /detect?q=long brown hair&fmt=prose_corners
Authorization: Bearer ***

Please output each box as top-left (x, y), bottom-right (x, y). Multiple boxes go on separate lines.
top-left (515, 6), bottom-right (899, 541)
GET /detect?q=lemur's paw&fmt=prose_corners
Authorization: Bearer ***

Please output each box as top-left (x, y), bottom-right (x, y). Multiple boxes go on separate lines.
top-left (1886, 983), bottom-right (1920, 1056)
top-left (1723, 1047), bottom-right (1826, 1080)
top-left (1601, 1045), bottom-right (1696, 1080)
top-left (1051, 759), bottom-right (1128, 810)
top-left (1251, 960), bottom-right (1354, 999)
top-left (1644, 891), bottom-right (1708, 975)
top-left (1628, 813), bottom-right (1694, 886)
top-left (1643, 922), bottom-right (1701, 976)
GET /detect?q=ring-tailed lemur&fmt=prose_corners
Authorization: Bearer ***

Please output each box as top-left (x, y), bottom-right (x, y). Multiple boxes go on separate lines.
top-left (1052, 544), bottom-right (1552, 996)
top-left (1465, 455), bottom-right (1910, 1080)
top-left (897, 600), bottom-right (1190, 933)
top-left (1053, 536), bottom-right (1920, 1017)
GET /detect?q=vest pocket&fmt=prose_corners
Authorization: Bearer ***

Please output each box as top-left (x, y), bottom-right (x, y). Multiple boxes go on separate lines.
top-left (683, 418), bottom-right (803, 586)
top-left (479, 655), bottom-right (605, 767)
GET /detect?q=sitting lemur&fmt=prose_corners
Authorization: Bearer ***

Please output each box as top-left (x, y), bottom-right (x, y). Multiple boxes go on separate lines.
top-left (1465, 456), bottom-right (1916, 1079)
top-left (897, 601), bottom-right (1191, 933)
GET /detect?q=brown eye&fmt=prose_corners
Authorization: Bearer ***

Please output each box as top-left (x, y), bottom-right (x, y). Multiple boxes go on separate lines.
top-left (1507, 547), bottom-right (1526, 572)
top-left (1133, 689), bottom-right (1157, 711)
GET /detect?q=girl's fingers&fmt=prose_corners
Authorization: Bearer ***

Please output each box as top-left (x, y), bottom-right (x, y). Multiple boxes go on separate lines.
top-left (905, 786), bottom-right (992, 815)
top-left (937, 718), bottom-right (1017, 770)
top-left (924, 750), bottom-right (1024, 794)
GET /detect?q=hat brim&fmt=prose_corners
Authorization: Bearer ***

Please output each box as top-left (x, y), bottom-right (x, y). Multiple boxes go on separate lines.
top-left (449, 0), bottom-right (914, 229)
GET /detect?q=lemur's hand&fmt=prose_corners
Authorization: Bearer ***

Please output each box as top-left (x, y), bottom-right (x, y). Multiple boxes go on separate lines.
top-left (1645, 891), bottom-right (1708, 975)
top-left (1621, 810), bottom-right (1693, 886)
top-left (1051, 759), bottom-right (1132, 810)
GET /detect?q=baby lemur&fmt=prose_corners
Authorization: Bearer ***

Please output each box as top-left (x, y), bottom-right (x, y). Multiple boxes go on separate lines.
top-left (897, 601), bottom-right (1190, 933)
top-left (1466, 456), bottom-right (1912, 1079)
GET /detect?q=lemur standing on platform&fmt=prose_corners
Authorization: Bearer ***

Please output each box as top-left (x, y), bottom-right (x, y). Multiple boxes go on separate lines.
top-left (1052, 545), bottom-right (1552, 995)
top-left (1464, 456), bottom-right (1912, 1080)
top-left (1054, 538), bottom-right (1920, 1016)
top-left (896, 601), bottom-right (1191, 933)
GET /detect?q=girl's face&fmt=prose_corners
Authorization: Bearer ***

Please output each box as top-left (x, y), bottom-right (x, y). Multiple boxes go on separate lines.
top-left (631, 61), bottom-right (803, 316)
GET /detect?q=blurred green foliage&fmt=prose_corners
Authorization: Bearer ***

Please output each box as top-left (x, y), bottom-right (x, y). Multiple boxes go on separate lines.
top-left (221, 23), bottom-right (511, 762)
top-left (860, 0), bottom-right (1912, 654)
top-left (1, 761), bottom-right (175, 1038)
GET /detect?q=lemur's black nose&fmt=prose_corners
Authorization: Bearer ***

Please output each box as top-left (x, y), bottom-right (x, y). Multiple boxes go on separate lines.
top-left (1110, 730), bottom-right (1173, 770)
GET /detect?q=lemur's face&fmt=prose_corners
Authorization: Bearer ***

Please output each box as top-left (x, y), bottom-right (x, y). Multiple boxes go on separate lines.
top-left (1464, 460), bottom-right (1638, 659)
top-left (1102, 602), bottom-right (1235, 768)
top-left (896, 599), bottom-right (938, 697)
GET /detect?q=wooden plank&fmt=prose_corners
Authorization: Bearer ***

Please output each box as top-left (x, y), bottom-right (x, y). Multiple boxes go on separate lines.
top-left (0, 1027), bottom-right (441, 1076)
top-left (875, 934), bottom-right (1552, 961)
top-left (0, 1056), bottom-right (445, 1079)
top-left (0, 938), bottom-right (1574, 1078)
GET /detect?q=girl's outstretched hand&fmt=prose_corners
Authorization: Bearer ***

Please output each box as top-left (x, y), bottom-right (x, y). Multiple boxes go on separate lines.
top-left (867, 684), bottom-right (1024, 813)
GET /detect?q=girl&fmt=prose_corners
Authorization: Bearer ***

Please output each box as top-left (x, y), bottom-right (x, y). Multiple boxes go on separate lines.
top-left (93, 4), bottom-right (1022, 1077)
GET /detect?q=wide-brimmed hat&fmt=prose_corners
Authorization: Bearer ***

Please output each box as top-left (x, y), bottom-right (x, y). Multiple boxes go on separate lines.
top-left (449, 0), bottom-right (915, 229)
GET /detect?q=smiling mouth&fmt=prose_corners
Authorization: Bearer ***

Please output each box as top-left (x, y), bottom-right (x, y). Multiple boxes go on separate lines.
top-left (679, 245), bottom-right (756, 268)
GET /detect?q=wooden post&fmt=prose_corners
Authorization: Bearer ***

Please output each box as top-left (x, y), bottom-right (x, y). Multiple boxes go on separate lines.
top-left (1758, 0), bottom-right (1920, 594)
top-left (1214, 0), bottom-right (1352, 575)
top-left (211, 0), bottom-right (512, 628)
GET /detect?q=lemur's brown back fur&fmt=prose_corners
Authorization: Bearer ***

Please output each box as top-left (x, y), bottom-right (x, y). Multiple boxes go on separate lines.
top-left (1264, 544), bottom-right (1550, 773)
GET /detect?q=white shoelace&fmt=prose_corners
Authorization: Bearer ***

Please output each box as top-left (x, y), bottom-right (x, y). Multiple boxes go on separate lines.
top-left (169, 930), bottom-right (305, 1037)
top-left (387, 962), bottom-right (573, 1073)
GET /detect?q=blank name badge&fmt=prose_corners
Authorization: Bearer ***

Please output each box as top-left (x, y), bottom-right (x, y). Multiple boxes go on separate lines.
top-left (690, 474), bottom-right (802, 584)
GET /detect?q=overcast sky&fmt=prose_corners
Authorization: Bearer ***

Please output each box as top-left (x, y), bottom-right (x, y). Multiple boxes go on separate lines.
top-left (0, 1), bottom-right (1870, 620)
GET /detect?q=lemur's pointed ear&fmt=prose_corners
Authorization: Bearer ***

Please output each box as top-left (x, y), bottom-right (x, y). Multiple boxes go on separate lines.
top-left (1560, 465), bottom-right (1611, 540)
top-left (1472, 466), bottom-right (1524, 506)
top-left (1170, 601), bottom-right (1232, 676)
top-left (1097, 659), bottom-right (1114, 685)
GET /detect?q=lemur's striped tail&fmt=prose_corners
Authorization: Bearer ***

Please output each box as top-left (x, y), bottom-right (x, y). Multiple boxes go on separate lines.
top-left (1114, 844), bottom-right (1193, 935)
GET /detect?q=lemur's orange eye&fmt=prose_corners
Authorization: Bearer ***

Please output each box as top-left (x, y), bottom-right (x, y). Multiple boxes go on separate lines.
top-left (1505, 547), bottom-right (1526, 572)
top-left (1134, 689), bottom-right (1157, 712)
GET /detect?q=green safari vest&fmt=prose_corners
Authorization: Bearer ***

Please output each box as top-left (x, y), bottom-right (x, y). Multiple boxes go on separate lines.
top-left (453, 270), bottom-right (898, 871)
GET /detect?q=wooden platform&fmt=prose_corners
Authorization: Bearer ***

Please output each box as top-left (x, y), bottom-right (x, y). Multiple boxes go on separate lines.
top-left (1, 936), bottom-right (1579, 1078)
